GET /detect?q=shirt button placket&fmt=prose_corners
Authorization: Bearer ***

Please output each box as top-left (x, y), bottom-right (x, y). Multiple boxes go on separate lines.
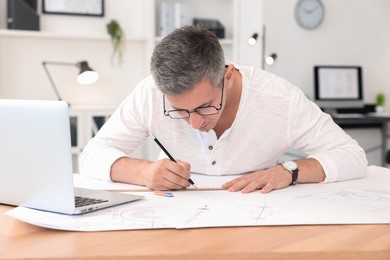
top-left (208, 145), bottom-right (216, 165)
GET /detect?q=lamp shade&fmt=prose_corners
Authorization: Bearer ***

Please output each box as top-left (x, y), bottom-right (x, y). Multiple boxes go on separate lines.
top-left (265, 53), bottom-right (277, 65)
top-left (248, 33), bottom-right (258, 46)
top-left (77, 61), bottom-right (99, 85)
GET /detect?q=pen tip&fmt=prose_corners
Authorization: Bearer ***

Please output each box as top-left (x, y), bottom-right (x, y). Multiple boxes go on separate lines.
top-left (192, 184), bottom-right (198, 189)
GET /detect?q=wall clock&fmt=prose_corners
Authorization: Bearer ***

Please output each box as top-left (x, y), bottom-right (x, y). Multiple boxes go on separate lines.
top-left (295, 0), bottom-right (325, 30)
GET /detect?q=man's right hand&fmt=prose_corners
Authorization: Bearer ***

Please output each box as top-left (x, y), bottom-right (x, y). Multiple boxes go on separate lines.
top-left (141, 159), bottom-right (191, 190)
top-left (110, 157), bottom-right (191, 190)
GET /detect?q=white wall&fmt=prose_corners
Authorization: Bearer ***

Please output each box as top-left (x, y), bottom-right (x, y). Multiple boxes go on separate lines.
top-left (263, 0), bottom-right (390, 111)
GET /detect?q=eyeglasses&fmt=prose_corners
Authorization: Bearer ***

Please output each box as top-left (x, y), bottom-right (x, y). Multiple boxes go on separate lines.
top-left (163, 78), bottom-right (224, 119)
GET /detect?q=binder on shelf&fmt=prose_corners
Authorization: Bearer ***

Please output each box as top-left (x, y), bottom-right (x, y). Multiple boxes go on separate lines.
top-left (174, 3), bottom-right (192, 29)
top-left (7, 0), bottom-right (39, 31)
top-left (159, 2), bottom-right (175, 37)
top-left (193, 18), bottom-right (225, 39)
top-left (159, 2), bottom-right (193, 37)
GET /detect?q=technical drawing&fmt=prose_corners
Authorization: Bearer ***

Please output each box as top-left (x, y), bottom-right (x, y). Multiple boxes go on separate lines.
top-left (298, 186), bottom-right (390, 203)
top-left (229, 203), bottom-right (293, 223)
top-left (112, 207), bottom-right (173, 228)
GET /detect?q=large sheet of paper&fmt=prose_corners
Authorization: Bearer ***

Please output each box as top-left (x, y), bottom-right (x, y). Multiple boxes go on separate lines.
top-left (6, 166), bottom-right (390, 231)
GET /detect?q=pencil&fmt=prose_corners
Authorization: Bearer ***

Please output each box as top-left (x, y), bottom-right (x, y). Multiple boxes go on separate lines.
top-left (151, 134), bottom-right (197, 188)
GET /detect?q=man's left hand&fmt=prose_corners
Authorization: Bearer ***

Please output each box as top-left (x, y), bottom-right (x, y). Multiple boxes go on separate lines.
top-left (221, 165), bottom-right (292, 194)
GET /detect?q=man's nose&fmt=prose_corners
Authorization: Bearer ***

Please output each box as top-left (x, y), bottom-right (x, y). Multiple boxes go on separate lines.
top-left (188, 112), bottom-right (204, 129)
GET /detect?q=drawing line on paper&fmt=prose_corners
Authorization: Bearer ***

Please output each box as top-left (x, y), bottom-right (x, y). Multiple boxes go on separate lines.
top-left (179, 202), bottom-right (293, 227)
top-left (231, 204), bottom-right (293, 223)
top-left (254, 202), bottom-right (268, 223)
top-left (184, 204), bottom-right (209, 226)
top-left (117, 207), bottom-right (169, 228)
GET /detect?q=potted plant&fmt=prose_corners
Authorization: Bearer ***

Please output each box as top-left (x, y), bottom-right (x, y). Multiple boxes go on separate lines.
top-left (106, 19), bottom-right (126, 66)
top-left (376, 93), bottom-right (385, 113)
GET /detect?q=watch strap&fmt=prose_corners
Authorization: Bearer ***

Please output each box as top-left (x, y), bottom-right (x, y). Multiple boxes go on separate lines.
top-left (290, 168), bottom-right (298, 185)
top-left (279, 161), bottom-right (299, 185)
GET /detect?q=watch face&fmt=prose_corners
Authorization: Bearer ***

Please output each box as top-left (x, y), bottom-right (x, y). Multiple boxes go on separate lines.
top-left (295, 0), bottom-right (325, 30)
top-left (282, 161), bottom-right (298, 171)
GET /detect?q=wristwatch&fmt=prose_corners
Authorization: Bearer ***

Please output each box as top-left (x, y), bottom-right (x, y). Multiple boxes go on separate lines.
top-left (280, 161), bottom-right (299, 185)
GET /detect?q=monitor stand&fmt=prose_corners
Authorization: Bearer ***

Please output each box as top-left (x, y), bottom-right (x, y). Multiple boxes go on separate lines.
top-left (322, 108), bottom-right (338, 116)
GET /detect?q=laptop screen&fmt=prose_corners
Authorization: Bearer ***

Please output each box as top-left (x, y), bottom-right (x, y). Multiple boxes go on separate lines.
top-left (0, 99), bottom-right (75, 212)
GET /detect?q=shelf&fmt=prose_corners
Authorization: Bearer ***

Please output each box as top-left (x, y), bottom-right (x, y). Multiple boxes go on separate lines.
top-left (0, 29), bottom-right (149, 42)
top-left (154, 36), bottom-right (233, 45)
top-left (218, 39), bottom-right (234, 45)
top-left (70, 105), bottom-right (116, 111)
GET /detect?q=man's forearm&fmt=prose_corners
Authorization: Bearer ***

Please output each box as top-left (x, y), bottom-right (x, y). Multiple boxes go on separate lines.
top-left (110, 157), bottom-right (153, 186)
top-left (295, 158), bottom-right (326, 183)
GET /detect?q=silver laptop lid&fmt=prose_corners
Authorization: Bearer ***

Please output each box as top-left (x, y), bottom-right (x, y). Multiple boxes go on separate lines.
top-left (0, 99), bottom-right (76, 213)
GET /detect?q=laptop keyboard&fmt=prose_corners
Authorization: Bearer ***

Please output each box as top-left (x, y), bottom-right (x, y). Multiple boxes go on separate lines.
top-left (75, 196), bottom-right (108, 208)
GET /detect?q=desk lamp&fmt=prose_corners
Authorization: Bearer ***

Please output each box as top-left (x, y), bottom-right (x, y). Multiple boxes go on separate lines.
top-left (265, 53), bottom-right (277, 65)
top-left (248, 33), bottom-right (258, 46)
top-left (42, 61), bottom-right (99, 105)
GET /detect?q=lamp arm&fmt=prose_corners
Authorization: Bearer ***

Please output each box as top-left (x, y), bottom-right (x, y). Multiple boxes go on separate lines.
top-left (42, 62), bottom-right (63, 101)
top-left (41, 60), bottom-right (93, 105)
top-left (43, 61), bottom-right (81, 67)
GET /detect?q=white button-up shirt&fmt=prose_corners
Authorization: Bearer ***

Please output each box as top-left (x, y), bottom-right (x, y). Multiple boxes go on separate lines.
top-left (80, 65), bottom-right (367, 182)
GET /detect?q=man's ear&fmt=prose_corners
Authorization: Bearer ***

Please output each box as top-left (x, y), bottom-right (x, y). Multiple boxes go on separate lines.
top-left (224, 64), bottom-right (237, 88)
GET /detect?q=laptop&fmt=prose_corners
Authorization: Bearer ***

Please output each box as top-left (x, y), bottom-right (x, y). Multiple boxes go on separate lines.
top-left (0, 99), bottom-right (143, 214)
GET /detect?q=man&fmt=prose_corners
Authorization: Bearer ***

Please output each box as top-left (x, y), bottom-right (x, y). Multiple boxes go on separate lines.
top-left (80, 25), bottom-right (367, 193)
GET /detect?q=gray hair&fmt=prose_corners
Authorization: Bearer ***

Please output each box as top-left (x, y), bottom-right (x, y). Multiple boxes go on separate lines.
top-left (150, 25), bottom-right (225, 95)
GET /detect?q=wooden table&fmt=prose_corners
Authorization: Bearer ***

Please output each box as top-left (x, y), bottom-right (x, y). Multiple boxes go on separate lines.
top-left (1, 205), bottom-right (390, 260)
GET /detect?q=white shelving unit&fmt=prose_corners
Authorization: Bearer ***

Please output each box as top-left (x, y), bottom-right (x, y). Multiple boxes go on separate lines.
top-left (69, 106), bottom-right (152, 173)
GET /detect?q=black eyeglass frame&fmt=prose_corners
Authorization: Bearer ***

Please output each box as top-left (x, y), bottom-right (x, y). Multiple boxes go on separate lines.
top-left (163, 78), bottom-right (225, 119)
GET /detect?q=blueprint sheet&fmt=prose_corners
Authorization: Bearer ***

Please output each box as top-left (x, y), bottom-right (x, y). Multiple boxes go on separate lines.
top-left (6, 166), bottom-right (390, 231)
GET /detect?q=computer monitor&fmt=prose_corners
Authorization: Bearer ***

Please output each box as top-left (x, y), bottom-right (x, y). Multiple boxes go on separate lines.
top-left (314, 65), bottom-right (364, 115)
